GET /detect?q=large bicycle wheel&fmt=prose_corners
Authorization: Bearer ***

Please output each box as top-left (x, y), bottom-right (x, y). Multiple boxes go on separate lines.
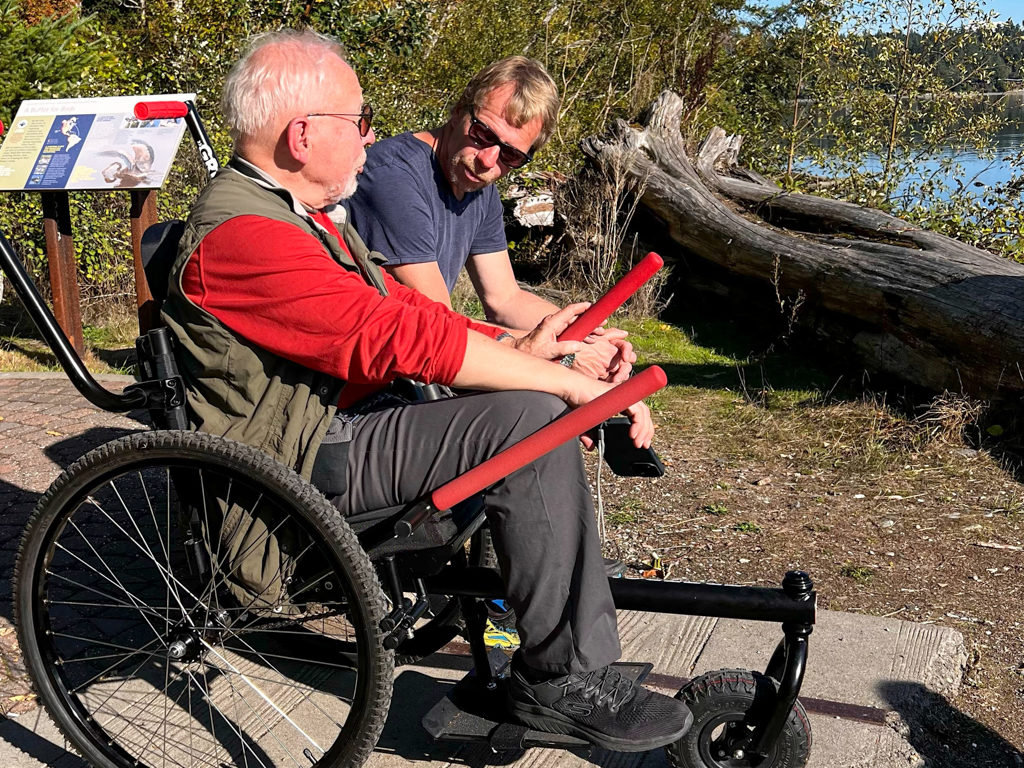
top-left (14, 431), bottom-right (393, 768)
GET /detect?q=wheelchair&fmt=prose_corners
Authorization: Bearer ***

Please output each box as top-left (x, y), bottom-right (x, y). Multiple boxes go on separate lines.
top-left (0, 103), bottom-right (816, 768)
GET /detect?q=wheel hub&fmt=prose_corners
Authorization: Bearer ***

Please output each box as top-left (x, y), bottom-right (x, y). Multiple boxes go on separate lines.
top-left (165, 607), bottom-right (230, 663)
top-left (706, 719), bottom-right (769, 767)
top-left (166, 630), bottom-right (203, 663)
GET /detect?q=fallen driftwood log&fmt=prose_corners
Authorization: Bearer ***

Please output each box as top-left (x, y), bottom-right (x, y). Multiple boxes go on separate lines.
top-left (582, 91), bottom-right (1024, 403)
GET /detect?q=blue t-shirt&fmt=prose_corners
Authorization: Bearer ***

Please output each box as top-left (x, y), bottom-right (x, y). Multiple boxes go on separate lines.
top-left (346, 133), bottom-right (507, 292)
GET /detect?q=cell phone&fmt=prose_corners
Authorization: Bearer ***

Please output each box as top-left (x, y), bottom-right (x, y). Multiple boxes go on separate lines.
top-left (598, 417), bottom-right (665, 477)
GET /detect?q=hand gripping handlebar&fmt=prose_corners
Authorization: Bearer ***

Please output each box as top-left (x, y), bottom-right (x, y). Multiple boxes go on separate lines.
top-left (395, 257), bottom-right (669, 534)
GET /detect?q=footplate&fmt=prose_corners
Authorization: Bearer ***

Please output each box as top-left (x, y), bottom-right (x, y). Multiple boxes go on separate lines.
top-left (422, 649), bottom-right (653, 752)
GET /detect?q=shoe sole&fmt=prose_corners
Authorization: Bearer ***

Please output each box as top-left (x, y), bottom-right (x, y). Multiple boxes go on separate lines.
top-left (508, 699), bottom-right (693, 753)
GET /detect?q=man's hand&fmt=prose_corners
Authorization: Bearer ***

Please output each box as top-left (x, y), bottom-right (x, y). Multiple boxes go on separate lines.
top-left (571, 326), bottom-right (636, 383)
top-left (457, 330), bottom-right (654, 450)
top-left (508, 306), bottom-right (636, 383)
top-left (509, 302), bottom-right (589, 360)
top-left (563, 375), bottom-right (654, 450)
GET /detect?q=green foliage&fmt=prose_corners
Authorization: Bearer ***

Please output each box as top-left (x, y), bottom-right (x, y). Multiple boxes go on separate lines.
top-left (902, 150), bottom-right (1024, 261)
top-left (0, 0), bottom-right (107, 128)
top-left (732, 520), bottom-right (762, 533)
top-left (4, 0), bottom-right (437, 299)
top-left (840, 563), bottom-right (874, 583)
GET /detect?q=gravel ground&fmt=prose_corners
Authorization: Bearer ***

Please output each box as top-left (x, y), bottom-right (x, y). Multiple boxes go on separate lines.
top-left (588, 388), bottom-right (1024, 766)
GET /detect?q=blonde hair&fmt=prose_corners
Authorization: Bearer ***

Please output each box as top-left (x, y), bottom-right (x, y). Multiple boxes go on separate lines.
top-left (455, 57), bottom-right (560, 151)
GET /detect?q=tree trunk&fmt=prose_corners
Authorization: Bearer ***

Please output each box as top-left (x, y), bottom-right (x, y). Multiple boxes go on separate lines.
top-left (582, 90), bottom-right (1024, 402)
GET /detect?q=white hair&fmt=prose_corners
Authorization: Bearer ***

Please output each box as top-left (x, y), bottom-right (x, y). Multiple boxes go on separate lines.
top-left (221, 29), bottom-right (347, 146)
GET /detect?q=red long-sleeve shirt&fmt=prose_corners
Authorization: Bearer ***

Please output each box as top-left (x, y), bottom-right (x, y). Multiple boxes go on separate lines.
top-left (181, 211), bottom-right (502, 407)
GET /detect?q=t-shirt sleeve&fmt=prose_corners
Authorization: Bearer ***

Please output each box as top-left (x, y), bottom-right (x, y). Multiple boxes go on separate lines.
top-left (347, 163), bottom-right (439, 266)
top-left (468, 185), bottom-right (509, 255)
top-left (181, 215), bottom-right (471, 387)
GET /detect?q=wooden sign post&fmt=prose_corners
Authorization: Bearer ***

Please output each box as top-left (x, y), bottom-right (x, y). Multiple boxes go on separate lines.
top-left (130, 189), bottom-right (159, 332)
top-left (40, 190), bottom-right (84, 355)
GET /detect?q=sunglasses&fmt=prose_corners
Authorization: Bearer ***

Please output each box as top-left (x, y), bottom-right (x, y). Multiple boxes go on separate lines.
top-left (306, 104), bottom-right (374, 137)
top-left (467, 109), bottom-right (533, 168)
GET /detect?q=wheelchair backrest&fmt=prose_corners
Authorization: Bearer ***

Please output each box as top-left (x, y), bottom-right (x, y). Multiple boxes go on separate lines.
top-left (140, 220), bottom-right (185, 307)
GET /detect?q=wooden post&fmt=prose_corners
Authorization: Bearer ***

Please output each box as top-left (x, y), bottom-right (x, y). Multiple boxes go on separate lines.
top-left (40, 190), bottom-right (84, 356)
top-left (130, 189), bottom-right (159, 332)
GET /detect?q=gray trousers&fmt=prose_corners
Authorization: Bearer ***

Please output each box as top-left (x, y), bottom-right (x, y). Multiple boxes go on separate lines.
top-left (327, 389), bottom-right (620, 675)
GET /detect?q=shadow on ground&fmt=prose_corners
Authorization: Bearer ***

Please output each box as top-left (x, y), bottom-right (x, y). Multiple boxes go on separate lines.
top-left (879, 680), bottom-right (1024, 768)
top-left (0, 427), bottom-right (134, 765)
top-left (0, 711), bottom-right (87, 768)
top-left (0, 426), bottom-right (140, 627)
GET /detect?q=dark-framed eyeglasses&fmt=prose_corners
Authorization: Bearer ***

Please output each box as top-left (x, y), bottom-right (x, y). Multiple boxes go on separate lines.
top-left (467, 109), bottom-right (533, 168)
top-left (306, 104), bottom-right (374, 137)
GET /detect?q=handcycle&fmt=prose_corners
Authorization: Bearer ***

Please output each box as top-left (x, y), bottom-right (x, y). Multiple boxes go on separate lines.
top-left (0, 100), bottom-right (816, 768)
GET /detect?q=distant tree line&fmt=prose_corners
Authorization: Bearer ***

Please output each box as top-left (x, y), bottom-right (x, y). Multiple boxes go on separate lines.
top-left (855, 19), bottom-right (1024, 93)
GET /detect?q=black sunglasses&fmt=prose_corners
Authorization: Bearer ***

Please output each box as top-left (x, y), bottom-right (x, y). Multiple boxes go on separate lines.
top-left (467, 109), bottom-right (533, 168)
top-left (306, 104), bottom-right (374, 137)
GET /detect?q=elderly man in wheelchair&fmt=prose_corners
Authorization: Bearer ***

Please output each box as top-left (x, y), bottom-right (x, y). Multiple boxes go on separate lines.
top-left (152, 25), bottom-right (691, 758)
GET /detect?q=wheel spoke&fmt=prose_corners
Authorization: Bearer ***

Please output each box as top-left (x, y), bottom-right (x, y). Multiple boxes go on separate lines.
top-left (18, 433), bottom-right (392, 768)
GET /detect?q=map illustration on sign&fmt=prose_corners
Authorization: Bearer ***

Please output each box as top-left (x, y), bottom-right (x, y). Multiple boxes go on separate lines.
top-left (0, 94), bottom-right (196, 191)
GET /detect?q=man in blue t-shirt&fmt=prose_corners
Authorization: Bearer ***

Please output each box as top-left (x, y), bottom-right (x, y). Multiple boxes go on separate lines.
top-left (346, 57), bottom-right (633, 382)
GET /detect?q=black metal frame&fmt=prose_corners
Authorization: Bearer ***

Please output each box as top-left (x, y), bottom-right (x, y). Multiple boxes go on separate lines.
top-left (0, 97), bottom-right (816, 763)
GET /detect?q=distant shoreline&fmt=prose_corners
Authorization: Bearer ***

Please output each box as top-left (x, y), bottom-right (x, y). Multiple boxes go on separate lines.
top-left (795, 90), bottom-right (1023, 104)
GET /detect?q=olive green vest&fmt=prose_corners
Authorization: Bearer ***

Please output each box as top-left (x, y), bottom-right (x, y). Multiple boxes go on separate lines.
top-left (161, 158), bottom-right (390, 478)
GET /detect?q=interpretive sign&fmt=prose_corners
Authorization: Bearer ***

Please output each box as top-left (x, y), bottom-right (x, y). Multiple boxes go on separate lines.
top-left (0, 94), bottom-right (195, 191)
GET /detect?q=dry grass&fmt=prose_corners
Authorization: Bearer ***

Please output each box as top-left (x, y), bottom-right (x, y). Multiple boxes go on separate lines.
top-left (550, 151), bottom-right (667, 317)
top-left (0, 300), bottom-right (137, 375)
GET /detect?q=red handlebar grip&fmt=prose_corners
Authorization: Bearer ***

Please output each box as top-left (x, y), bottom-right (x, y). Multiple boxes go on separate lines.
top-left (134, 101), bottom-right (189, 120)
top-left (431, 365), bottom-right (667, 511)
top-left (558, 252), bottom-right (664, 342)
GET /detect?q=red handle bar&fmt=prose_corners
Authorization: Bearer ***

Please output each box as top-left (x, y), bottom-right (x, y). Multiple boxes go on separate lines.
top-left (134, 101), bottom-right (189, 120)
top-left (431, 365), bottom-right (667, 511)
top-left (558, 252), bottom-right (664, 342)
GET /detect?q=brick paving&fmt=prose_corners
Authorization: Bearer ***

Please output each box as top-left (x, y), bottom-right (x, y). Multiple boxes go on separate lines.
top-left (0, 373), bottom-right (145, 716)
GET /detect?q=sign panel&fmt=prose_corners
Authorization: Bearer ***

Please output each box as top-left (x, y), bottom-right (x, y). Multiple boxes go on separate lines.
top-left (0, 94), bottom-right (196, 191)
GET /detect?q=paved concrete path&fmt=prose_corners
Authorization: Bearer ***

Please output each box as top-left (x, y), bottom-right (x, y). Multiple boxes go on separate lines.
top-left (0, 374), bottom-right (972, 768)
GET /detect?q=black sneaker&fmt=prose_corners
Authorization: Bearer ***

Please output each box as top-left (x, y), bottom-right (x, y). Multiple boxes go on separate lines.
top-left (508, 654), bottom-right (693, 752)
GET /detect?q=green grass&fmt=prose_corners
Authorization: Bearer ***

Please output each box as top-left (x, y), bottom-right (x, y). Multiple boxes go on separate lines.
top-left (0, 303), bottom-right (137, 375)
top-left (617, 316), bottom-right (826, 410)
top-left (701, 503), bottom-right (730, 516)
top-left (840, 563), bottom-right (875, 584)
top-left (618, 317), bottom-right (740, 368)
top-left (732, 520), bottom-right (762, 534)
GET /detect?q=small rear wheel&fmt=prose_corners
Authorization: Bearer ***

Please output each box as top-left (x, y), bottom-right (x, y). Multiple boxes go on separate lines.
top-left (666, 669), bottom-right (811, 768)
